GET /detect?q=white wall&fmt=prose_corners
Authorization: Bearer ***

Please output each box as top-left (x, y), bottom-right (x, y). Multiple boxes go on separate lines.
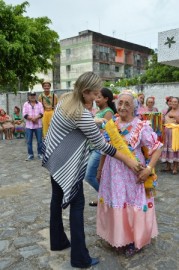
top-left (0, 90), bottom-right (69, 116)
top-left (0, 83), bottom-right (178, 115)
top-left (115, 83), bottom-right (179, 111)
top-left (131, 82), bottom-right (179, 111)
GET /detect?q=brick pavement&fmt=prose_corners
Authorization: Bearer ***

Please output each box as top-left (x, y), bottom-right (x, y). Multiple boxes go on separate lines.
top-left (0, 139), bottom-right (178, 270)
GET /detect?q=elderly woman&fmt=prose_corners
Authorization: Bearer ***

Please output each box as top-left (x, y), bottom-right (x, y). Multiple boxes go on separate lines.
top-left (161, 97), bottom-right (179, 174)
top-left (42, 73), bottom-right (141, 268)
top-left (12, 106), bottom-right (25, 138)
top-left (0, 109), bottom-right (14, 140)
top-left (97, 90), bottom-right (163, 256)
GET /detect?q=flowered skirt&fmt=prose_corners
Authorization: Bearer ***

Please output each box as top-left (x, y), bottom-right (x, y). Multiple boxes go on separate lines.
top-left (14, 123), bottom-right (25, 133)
top-left (160, 127), bottom-right (179, 163)
top-left (96, 156), bottom-right (158, 249)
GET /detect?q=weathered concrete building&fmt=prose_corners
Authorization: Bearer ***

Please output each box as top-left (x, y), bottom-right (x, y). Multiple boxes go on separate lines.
top-left (60, 30), bottom-right (152, 89)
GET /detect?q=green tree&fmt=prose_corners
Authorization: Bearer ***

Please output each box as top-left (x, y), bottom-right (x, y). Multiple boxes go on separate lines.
top-left (105, 52), bottom-right (179, 88)
top-left (0, 0), bottom-right (60, 93)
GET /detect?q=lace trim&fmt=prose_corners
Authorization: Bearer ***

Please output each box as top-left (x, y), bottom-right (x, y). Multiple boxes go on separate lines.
top-left (129, 120), bottom-right (148, 149)
top-left (97, 233), bottom-right (158, 249)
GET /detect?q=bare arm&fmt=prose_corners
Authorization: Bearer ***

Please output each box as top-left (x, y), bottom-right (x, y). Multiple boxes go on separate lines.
top-left (96, 155), bottom-right (106, 182)
top-left (103, 111), bottom-right (113, 121)
top-left (97, 150), bottom-right (142, 177)
top-left (114, 150), bottom-right (141, 173)
top-left (175, 114), bottom-right (179, 124)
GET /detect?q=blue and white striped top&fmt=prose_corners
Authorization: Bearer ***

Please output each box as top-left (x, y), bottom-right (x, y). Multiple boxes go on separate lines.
top-left (42, 104), bottom-right (116, 208)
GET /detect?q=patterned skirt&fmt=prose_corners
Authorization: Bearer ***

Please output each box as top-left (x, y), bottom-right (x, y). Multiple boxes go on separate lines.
top-left (160, 127), bottom-right (179, 163)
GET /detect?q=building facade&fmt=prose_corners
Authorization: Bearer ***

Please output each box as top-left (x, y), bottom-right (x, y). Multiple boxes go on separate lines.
top-left (60, 30), bottom-right (151, 89)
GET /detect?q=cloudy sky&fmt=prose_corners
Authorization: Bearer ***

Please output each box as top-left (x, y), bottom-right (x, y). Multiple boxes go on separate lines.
top-left (5, 0), bottom-right (179, 49)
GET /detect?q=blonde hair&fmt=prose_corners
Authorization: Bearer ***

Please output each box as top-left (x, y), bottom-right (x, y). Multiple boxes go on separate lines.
top-left (60, 72), bottom-right (102, 119)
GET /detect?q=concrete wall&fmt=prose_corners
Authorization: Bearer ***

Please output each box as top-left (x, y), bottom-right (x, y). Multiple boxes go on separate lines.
top-left (121, 82), bottom-right (179, 111)
top-left (0, 90), bottom-right (70, 116)
top-left (0, 83), bottom-right (178, 116)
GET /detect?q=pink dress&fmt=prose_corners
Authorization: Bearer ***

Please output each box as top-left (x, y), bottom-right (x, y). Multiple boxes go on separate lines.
top-left (97, 117), bottom-right (162, 249)
top-left (160, 113), bottom-right (179, 163)
top-left (138, 106), bottom-right (158, 115)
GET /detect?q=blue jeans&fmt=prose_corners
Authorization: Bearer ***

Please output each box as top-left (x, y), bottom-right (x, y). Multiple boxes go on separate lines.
top-left (26, 128), bottom-right (42, 156)
top-left (50, 177), bottom-right (91, 268)
top-left (85, 150), bottom-right (101, 192)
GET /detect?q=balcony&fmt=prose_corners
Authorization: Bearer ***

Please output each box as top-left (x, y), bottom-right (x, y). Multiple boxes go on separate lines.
top-left (115, 56), bottom-right (125, 63)
top-left (115, 49), bottom-right (125, 63)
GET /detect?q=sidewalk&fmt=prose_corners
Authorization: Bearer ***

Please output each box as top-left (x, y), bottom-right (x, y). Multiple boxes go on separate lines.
top-left (0, 139), bottom-right (178, 270)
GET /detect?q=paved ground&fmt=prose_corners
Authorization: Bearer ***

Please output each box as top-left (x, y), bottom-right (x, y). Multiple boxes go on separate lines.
top-left (0, 139), bottom-right (179, 270)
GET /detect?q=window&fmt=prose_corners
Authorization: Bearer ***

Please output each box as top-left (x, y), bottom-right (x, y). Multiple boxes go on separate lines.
top-left (115, 66), bottom-right (119, 72)
top-left (66, 65), bottom-right (71, 72)
top-left (99, 63), bottom-right (110, 71)
top-left (66, 49), bottom-right (71, 57)
top-left (66, 81), bottom-right (71, 89)
top-left (99, 46), bottom-right (109, 53)
top-left (137, 60), bottom-right (141, 67)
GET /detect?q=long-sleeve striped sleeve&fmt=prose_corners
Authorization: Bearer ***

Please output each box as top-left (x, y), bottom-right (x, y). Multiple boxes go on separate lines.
top-left (76, 111), bottom-right (116, 156)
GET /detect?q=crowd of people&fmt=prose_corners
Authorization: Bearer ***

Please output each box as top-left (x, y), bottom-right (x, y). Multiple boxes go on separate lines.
top-left (137, 93), bottom-right (179, 174)
top-left (41, 72), bottom-right (178, 268)
top-left (0, 80), bottom-right (57, 161)
top-left (0, 72), bottom-right (179, 268)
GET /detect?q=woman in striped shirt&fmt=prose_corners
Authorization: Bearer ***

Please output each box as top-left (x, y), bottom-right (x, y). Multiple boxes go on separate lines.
top-left (42, 71), bottom-right (141, 268)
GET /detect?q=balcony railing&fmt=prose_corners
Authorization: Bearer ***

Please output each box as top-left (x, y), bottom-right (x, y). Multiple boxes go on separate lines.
top-left (115, 56), bottom-right (125, 63)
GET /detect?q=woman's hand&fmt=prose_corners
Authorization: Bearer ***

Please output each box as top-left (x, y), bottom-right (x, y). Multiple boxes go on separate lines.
top-left (114, 151), bottom-right (144, 174)
top-left (136, 167), bottom-right (151, 184)
top-left (32, 117), bottom-right (39, 123)
top-left (125, 159), bottom-right (144, 174)
top-left (94, 118), bottom-right (107, 124)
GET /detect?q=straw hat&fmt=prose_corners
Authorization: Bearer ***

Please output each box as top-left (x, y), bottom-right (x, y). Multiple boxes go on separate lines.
top-left (42, 80), bottom-right (51, 87)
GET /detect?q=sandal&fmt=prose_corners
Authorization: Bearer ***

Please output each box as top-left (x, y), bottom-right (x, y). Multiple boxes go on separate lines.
top-left (125, 243), bottom-right (140, 257)
top-left (172, 170), bottom-right (177, 175)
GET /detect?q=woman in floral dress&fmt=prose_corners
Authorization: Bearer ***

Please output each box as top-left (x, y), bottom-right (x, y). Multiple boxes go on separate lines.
top-left (12, 106), bottom-right (25, 138)
top-left (0, 109), bottom-right (14, 139)
top-left (97, 90), bottom-right (163, 256)
top-left (160, 97), bottom-right (179, 174)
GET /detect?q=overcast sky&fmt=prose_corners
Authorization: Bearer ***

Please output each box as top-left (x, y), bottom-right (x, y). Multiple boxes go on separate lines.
top-left (5, 0), bottom-right (179, 49)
